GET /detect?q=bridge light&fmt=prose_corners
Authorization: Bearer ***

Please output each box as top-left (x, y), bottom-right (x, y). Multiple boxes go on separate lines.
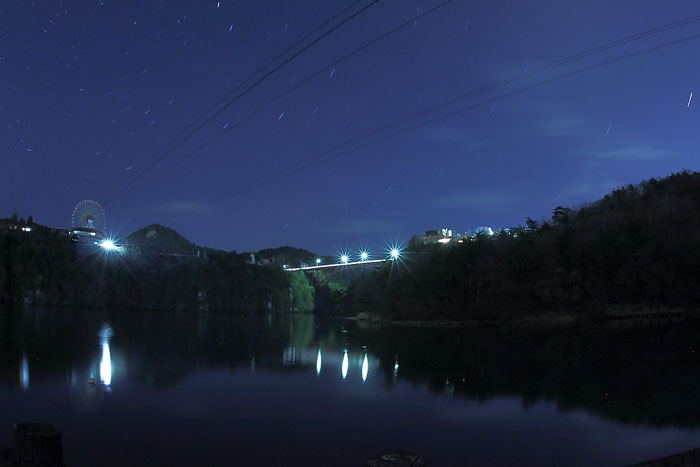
top-left (360, 251), bottom-right (369, 261)
top-left (340, 255), bottom-right (349, 264)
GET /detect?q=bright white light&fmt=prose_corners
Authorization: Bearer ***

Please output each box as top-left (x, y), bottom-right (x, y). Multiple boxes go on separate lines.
top-left (340, 255), bottom-right (349, 264)
top-left (438, 238), bottom-right (451, 244)
top-left (99, 325), bottom-right (113, 386)
top-left (362, 353), bottom-right (368, 382)
top-left (390, 248), bottom-right (400, 260)
top-left (360, 251), bottom-right (369, 261)
top-left (316, 258), bottom-right (322, 265)
top-left (21, 227), bottom-right (31, 232)
top-left (100, 342), bottom-right (111, 386)
top-left (100, 239), bottom-right (117, 250)
top-left (316, 348), bottom-right (322, 375)
top-left (342, 350), bottom-right (348, 379)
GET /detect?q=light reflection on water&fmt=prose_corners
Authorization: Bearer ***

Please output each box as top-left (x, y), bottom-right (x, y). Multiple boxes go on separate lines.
top-left (99, 324), bottom-right (112, 387)
top-left (19, 353), bottom-right (29, 390)
top-left (316, 348), bottom-right (321, 375)
top-left (361, 352), bottom-right (369, 382)
top-left (341, 349), bottom-right (348, 379)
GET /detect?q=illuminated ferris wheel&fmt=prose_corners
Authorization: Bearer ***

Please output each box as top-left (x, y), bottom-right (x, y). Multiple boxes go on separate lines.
top-left (71, 200), bottom-right (107, 233)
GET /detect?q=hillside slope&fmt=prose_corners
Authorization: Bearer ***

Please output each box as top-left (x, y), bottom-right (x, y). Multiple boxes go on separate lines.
top-left (346, 170), bottom-right (700, 321)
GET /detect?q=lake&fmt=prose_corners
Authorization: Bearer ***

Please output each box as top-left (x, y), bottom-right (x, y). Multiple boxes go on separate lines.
top-left (1, 308), bottom-right (700, 466)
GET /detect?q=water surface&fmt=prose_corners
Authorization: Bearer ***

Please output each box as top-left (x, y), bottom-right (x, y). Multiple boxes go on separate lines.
top-left (1, 308), bottom-right (700, 466)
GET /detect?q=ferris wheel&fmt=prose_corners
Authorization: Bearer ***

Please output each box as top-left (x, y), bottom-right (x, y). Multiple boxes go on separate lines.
top-left (71, 200), bottom-right (107, 232)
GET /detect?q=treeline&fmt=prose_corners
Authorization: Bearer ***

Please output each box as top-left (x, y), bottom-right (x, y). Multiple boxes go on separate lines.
top-left (345, 171), bottom-right (700, 320)
top-left (0, 223), bottom-right (315, 312)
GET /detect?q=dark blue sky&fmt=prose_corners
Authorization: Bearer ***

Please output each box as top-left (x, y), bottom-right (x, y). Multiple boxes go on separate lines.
top-left (2, 0), bottom-right (698, 253)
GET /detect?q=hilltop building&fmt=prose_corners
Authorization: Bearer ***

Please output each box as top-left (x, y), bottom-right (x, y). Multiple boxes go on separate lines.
top-left (419, 228), bottom-right (464, 245)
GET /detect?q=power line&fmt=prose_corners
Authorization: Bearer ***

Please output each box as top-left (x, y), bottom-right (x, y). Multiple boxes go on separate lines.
top-left (118, 0), bottom-right (366, 188)
top-left (158, 0), bottom-right (456, 176)
top-left (209, 31), bottom-right (700, 202)
top-left (207, 13), bottom-right (700, 200)
top-left (103, 0), bottom-right (381, 206)
top-left (177, 10), bottom-right (700, 180)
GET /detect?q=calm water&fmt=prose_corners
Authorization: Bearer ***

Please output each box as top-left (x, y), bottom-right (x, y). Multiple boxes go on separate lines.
top-left (2, 308), bottom-right (700, 466)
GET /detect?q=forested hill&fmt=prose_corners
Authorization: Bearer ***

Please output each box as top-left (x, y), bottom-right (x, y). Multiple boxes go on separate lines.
top-left (125, 224), bottom-right (200, 255)
top-left (255, 246), bottom-right (317, 267)
top-left (345, 170), bottom-right (700, 321)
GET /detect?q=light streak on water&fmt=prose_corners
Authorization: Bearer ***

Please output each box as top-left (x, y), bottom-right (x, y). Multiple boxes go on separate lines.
top-left (100, 343), bottom-right (111, 386)
top-left (316, 348), bottom-right (322, 375)
top-left (362, 353), bottom-right (368, 382)
top-left (342, 350), bottom-right (348, 379)
top-left (99, 324), bottom-right (113, 387)
top-left (20, 354), bottom-right (29, 390)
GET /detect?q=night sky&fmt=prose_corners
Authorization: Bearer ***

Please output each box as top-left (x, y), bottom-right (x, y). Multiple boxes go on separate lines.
top-left (2, 0), bottom-right (698, 254)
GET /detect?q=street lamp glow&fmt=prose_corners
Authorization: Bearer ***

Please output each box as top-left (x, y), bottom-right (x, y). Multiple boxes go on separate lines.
top-left (99, 239), bottom-right (117, 251)
top-left (340, 255), bottom-right (349, 264)
top-left (316, 258), bottom-right (322, 265)
top-left (390, 248), bottom-right (400, 260)
top-left (360, 251), bottom-right (369, 261)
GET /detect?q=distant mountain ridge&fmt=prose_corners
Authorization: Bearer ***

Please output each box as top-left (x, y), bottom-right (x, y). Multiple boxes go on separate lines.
top-left (123, 225), bottom-right (319, 263)
top-left (125, 224), bottom-right (198, 255)
top-left (255, 246), bottom-right (318, 267)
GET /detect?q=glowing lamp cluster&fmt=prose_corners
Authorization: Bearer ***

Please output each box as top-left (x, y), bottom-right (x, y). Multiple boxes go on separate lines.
top-left (332, 246), bottom-right (403, 265)
top-left (100, 239), bottom-right (117, 250)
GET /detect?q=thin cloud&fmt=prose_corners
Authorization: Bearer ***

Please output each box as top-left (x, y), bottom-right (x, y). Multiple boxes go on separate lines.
top-left (585, 144), bottom-right (677, 161)
top-left (432, 191), bottom-right (523, 213)
top-left (556, 180), bottom-right (620, 200)
top-left (160, 200), bottom-right (214, 219)
top-left (419, 126), bottom-right (489, 147)
top-left (318, 218), bottom-right (405, 235)
top-left (538, 115), bottom-right (592, 137)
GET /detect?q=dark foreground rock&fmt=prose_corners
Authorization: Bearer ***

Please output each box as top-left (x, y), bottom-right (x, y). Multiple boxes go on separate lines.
top-left (365, 451), bottom-right (426, 467)
top-left (0, 423), bottom-right (64, 467)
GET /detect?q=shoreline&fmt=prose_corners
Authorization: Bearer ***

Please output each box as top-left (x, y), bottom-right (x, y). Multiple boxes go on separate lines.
top-left (330, 307), bottom-right (691, 328)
